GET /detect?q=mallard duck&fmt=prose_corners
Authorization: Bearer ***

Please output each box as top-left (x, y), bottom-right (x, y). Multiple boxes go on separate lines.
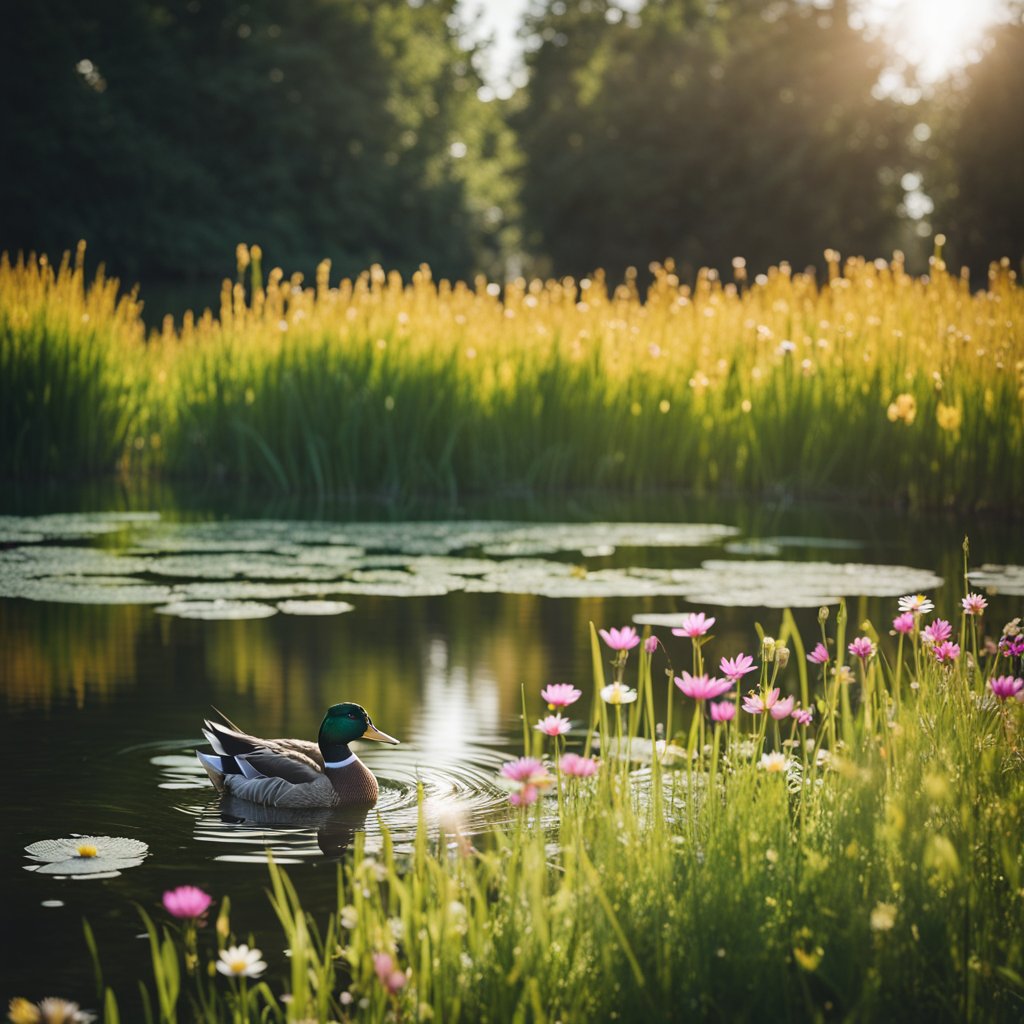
top-left (197, 703), bottom-right (399, 808)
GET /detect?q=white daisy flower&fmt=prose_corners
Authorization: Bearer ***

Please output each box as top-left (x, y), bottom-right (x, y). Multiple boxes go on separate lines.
top-left (600, 682), bottom-right (638, 705)
top-left (898, 594), bottom-right (934, 615)
top-left (217, 944), bottom-right (267, 978)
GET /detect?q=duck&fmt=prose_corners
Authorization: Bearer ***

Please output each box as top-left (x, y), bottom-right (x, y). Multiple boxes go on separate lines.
top-left (196, 703), bottom-right (399, 808)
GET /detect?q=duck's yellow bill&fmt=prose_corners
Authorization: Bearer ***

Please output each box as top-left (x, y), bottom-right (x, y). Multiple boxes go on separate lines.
top-left (364, 723), bottom-right (400, 744)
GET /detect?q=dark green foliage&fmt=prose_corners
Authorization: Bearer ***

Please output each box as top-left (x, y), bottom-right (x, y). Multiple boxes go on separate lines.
top-left (514, 0), bottom-right (914, 280)
top-left (0, 0), bottom-right (513, 289)
top-left (926, 21), bottom-right (1024, 277)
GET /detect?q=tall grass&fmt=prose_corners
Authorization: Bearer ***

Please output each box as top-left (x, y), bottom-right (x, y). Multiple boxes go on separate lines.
top-left (0, 244), bottom-right (149, 477)
top-left (2, 243), bottom-right (1022, 507)
top-left (71, 568), bottom-right (1024, 1022)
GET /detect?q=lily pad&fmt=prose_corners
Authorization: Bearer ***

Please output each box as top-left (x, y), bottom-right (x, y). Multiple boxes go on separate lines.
top-left (155, 599), bottom-right (279, 620)
top-left (967, 564), bottom-right (1024, 596)
top-left (276, 599), bottom-right (356, 615)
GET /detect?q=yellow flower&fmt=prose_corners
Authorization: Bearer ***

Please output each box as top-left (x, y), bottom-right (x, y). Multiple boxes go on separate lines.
top-left (886, 392), bottom-right (916, 424)
top-left (935, 402), bottom-right (962, 432)
top-left (870, 902), bottom-right (897, 932)
top-left (8, 998), bottom-right (41, 1024)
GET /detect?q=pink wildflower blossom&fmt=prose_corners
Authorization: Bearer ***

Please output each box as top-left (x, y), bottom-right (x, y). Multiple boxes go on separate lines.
top-left (792, 706), bottom-right (814, 726)
top-left (671, 612), bottom-right (716, 639)
top-left (644, 634), bottom-right (659, 655)
top-left (999, 635), bottom-right (1024, 658)
top-left (848, 636), bottom-right (877, 660)
top-left (807, 643), bottom-right (830, 665)
top-left (921, 619), bottom-right (952, 645)
top-left (500, 757), bottom-right (547, 784)
top-left (720, 653), bottom-right (757, 681)
top-left (535, 714), bottom-right (572, 737)
top-left (933, 641), bottom-right (961, 663)
top-left (559, 753), bottom-right (599, 777)
top-left (769, 695), bottom-right (796, 720)
top-left (742, 688), bottom-right (780, 715)
top-left (892, 612), bottom-right (915, 635)
top-left (599, 626), bottom-right (640, 651)
top-left (373, 952), bottom-right (408, 994)
top-left (675, 672), bottom-right (734, 701)
top-left (508, 786), bottom-right (540, 806)
top-left (961, 593), bottom-right (988, 616)
top-left (540, 683), bottom-right (582, 708)
top-left (162, 886), bottom-right (212, 920)
top-left (989, 675), bottom-right (1024, 700)
top-left (710, 700), bottom-right (736, 723)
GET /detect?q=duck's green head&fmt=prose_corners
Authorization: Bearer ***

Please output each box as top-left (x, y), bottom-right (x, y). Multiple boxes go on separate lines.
top-left (318, 703), bottom-right (399, 751)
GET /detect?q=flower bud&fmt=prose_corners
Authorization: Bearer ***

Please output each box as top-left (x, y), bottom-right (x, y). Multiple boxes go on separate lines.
top-left (775, 645), bottom-right (790, 668)
top-left (818, 606), bottom-right (830, 623)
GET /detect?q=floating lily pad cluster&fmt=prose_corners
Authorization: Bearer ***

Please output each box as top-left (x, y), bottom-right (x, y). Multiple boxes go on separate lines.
top-left (0, 511), bottom-right (979, 612)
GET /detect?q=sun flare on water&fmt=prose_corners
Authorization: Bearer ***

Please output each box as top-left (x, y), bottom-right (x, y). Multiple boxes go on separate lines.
top-left (861, 0), bottom-right (1010, 80)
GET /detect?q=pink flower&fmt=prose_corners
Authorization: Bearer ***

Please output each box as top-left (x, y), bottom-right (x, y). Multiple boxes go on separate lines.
top-left (709, 700), bottom-right (736, 723)
top-left (644, 635), bottom-right (659, 655)
top-left (892, 612), bottom-right (915, 635)
top-left (719, 653), bottom-right (757, 681)
top-left (989, 675), bottom-right (1024, 700)
top-left (599, 626), bottom-right (640, 651)
top-left (535, 714), bottom-right (572, 737)
top-left (671, 612), bottom-right (716, 639)
top-left (675, 672), bottom-right (733, 701)
top-left (933, 641), bottom-right (961, 663)
top-left (163, 885), bottom-right (212, 920)
top-left (508, 786), bottom-right (539, 806)
top-left (769, 695), bottom-right (796, 720)
top-left (742, 688), bottom-right (780, 715)
top-left (921, 619), bottom-right (952, 645)
top-left (848, 636), bottom-right (876, 660)
top-left (1000, 635), bottom-right (1024, 658)
top-left (559, 753), bottom-right (599, 777)
top-left (500, 757), bottom-right (547, 783)
top-left (807, 643), bottom-right (830, 665)
top-left (961, 593), bottom-right (988, 616)
top-left (540, 683), bottom-right (582, 708)
top-left (373, 952), bottom-right (408, 994)
top-left (791, 706), bottom-right (814, 726)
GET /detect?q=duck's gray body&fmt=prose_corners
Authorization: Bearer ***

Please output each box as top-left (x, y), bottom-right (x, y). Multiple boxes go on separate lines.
top-left (197, 708), bottom-right (392, 808)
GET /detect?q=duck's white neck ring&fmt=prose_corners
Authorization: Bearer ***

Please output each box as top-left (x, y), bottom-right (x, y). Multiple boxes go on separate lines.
top-left (324, 753), bottom-right (358, 769)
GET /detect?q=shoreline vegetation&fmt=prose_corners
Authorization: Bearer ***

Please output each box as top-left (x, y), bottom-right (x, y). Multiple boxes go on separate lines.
top-left (1, 243), bottom-right (1021, 511)
top-left (29, 578), bottom-right (1023, 1022)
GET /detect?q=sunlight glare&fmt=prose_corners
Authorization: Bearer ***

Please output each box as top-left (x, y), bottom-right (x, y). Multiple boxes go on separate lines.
top-left (859, 0), bottom-right (1008, 80)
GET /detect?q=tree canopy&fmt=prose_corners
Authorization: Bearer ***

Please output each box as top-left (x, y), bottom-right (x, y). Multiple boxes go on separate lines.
top-left (0, 0), bottom-right (1020, 294)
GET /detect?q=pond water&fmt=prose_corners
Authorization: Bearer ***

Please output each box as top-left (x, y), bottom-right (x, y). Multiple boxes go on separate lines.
top-left (1, 487), bottom-right (1020, 1006)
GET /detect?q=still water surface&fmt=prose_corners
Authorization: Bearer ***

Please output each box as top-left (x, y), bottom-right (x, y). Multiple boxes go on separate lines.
top-left (1, 489), bottom-right (1020, 1005)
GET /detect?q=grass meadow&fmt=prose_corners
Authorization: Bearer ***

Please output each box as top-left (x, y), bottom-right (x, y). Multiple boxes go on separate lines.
top-left (56, 586), bottom-right (1024, 1023)
top-left (2, 242), bottom-right (1021, 507)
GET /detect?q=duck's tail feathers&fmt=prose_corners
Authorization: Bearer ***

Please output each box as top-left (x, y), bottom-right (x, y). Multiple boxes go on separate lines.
top-left (197, 750), bottom-right (248, 792)
top-left (203, 718), bottom-right (258, 757)
top-left (235, 754), bottom-right (267, 781)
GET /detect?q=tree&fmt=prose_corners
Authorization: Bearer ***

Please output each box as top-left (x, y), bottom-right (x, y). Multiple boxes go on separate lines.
top-left (514, 0), bottom-right (913, 280)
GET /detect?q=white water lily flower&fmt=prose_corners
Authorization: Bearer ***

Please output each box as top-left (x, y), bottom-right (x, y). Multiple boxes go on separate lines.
top-left (217, 944), bottom-right (267, 978)
top-left (23, 836), bottom-right (149, 876)
top-left (600, 682), bottom-right (638, 705)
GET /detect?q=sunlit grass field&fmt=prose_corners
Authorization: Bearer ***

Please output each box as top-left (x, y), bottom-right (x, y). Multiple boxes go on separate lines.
top-left (2, 242), bottom-right (1021, 507)
top-left (58, 584), bottom-right (1024, 1023)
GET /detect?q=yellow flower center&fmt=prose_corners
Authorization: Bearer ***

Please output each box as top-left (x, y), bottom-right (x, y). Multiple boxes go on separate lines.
top-left (76, 844), bottom-right (99, 858)
top-left (227, 957), bottom-right (246, 973)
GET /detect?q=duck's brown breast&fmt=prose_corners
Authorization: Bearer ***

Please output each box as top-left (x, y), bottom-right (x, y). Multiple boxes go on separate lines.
top-left (327, 757), bottom-right (379, 806)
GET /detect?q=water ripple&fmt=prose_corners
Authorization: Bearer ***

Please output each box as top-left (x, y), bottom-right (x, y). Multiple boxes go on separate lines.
top-left (154, 740), bottom-right (515, 861)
